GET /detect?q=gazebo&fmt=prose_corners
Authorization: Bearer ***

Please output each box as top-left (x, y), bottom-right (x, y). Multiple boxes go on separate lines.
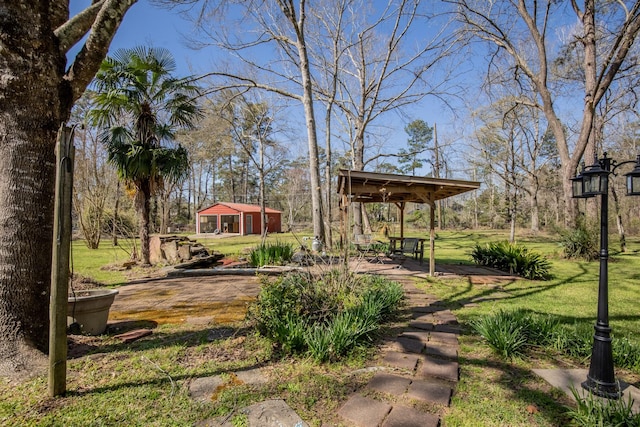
top-left (337, 169), bottom-right (481, 276)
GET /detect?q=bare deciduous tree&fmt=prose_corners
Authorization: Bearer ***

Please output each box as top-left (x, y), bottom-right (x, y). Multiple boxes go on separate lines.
top-left (449, 0), bottom-right (640, 225)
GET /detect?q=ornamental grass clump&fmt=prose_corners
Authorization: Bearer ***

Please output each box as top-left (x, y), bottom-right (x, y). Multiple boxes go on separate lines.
top-left (471, 309), bottom-right (559, 359)
top-left (566, 386), bottom-right (640, 426)
top-left (248, 240), bottom-right (294, 267)
top-left (473, 309), bottom-right (640, 372)
top-left (249, 268), bottom-right (404, 362)
top-left (470, 241), bottom-right (553, 280)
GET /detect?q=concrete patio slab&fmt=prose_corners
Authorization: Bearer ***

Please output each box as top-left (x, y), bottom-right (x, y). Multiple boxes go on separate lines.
top-left (533, 368), bottom-right (640, 413)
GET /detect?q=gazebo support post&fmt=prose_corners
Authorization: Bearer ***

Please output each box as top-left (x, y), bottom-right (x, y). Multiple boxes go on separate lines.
top-left (429, 202), bottom-right (435, 276)
top-left (398, 202), bottom-right (405, 240)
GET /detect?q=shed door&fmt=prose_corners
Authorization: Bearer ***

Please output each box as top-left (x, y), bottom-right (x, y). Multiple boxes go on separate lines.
top-left (246, 214), bottom-right (253, 234)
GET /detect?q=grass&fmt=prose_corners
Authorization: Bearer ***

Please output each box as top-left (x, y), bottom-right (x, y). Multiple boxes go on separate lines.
top-left (3, 228), bottom-right (640, 426)
top-left (421, 229), bottom-right (640, 426)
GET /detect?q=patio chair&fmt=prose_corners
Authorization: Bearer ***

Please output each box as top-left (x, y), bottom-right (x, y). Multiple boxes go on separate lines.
top-left (354, 234), bottom-right (383, 263)
top-left (391, 237), bottom-right (423, 264)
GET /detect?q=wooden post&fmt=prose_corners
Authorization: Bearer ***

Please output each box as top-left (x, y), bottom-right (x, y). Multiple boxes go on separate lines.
top-left (430, 202), bottom-right (436, 277)
top-left (48, 125), bottom-right (75, 397)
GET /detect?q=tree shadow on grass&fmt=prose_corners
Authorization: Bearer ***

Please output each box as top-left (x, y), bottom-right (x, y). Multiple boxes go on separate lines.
top-left (67, 323), bottom-right (252, 359)
top-left (454, 348), bottom-right (575, 426)
top-left (434, 263), bottom-right (591, 311)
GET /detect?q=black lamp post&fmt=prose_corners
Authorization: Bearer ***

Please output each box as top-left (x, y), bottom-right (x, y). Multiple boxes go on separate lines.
top-left (571, 153), bottom-right (640, 399)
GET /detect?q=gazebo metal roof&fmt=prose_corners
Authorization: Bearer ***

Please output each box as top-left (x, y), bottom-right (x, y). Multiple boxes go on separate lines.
top-left (337, 169), bottom-right (480, 204)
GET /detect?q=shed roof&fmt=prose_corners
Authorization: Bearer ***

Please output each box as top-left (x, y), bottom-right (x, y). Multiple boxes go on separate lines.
top-left (337, 169), bottom-right (480, 204)
top-left (197, 202), bottom-right (281, 214)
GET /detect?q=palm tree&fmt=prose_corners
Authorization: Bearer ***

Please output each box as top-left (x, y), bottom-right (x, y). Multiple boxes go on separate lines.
top-left (91, 46), bottom-right (202, 265)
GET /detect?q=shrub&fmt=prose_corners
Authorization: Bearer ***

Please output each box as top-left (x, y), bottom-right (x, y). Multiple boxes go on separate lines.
top-left (470, 241), bottom-right (553, 280)
top-left (249, 269), bottom-right (404, 362)
top-left (248, 241), bottom-right (294, 267)
top-left (559, 220), bottom-right (598, 261)
top-left (566, 386), bottom-right (640, 426)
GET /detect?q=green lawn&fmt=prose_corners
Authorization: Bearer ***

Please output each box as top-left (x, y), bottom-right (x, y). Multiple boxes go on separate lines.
top-left (2, 229), bottom-right (640, 426)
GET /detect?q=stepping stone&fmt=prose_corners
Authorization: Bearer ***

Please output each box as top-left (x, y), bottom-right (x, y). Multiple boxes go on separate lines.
top-left (189, 376), bottom-right (224, 403)
top-left (429, 331), bottom-right (459, 345)
top-left (394, 336), bottom-right (425, 354)
top-left (417, 356), bottom-right (459, 382)
top-left (234, 368), bottom-right (268, 385)
top-left (434, 324), bottom-right (461, 334)
top-left (200, 399), bottom-right (309, 427)
top-left (383, 351), bottom-right (420, 371)
top-left (411, 306), bottom-right (440, 314)
top-left (400, 331), bottom-right (430, 343)
top-left (338, 394), bottom-right (392, 427)
top-left (367, 372), bottom-right (412, 396)
top-left (424, 344), bottom-right (458, 360)
top-left (408, 320), bottom-right (434, 331)
top-left (406, 379), bottom-right (452, 405)
top-left (433, 311), bottom-right (458, 325)
top-left (413, 314), bottom-right (436, 322)
top-left (382, 405), bottom-right (439, 427)
top-left (189, 368), bottom-right (268, 403)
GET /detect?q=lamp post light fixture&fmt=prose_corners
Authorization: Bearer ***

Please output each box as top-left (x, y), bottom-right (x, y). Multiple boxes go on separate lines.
top-left (571, 152), bottom-right (640, 399)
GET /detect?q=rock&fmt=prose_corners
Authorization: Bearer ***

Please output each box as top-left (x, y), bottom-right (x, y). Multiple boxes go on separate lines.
top-left (149, 235), bottom-right (212, 266)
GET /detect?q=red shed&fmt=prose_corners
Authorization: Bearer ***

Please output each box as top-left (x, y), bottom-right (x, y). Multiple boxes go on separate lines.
top-left (196, 203), bottom-right (282, 235)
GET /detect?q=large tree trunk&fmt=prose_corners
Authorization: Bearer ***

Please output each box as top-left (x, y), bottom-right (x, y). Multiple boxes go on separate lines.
top-left (0, 0), bottom-right (135, 375)
top-left (0, 3), bottom-right (70, 372)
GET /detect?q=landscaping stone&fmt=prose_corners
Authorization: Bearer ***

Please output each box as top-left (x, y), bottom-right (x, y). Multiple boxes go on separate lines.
top-left (367, 372), bottom-right (412, 396)
top-left (394, 336), bottom-right (425, 354)
top-left (201, 399), bottom-right (308, 427)
top-left (406, 379), bottom-right (452, 405)
top-left (338, 394), bottom-right (392, 427)
top-left (113, 328), bottom-right (152, 343)
top-left (408, 319), bottom-right (434, 331)
top-left (434, 324), bottom-right (461, 334)
top-left (382, 351), bottom-right (420, 371)
top-left (433, 310), bottom-right (458, 324)
top-left (411, 306), bottom-right (440, 314)
top-left (381, 405), bottom-right (439, 427)
top-left (429, 331), bottom-right (459, 345)
top-left (400, 330), bottom-right (430, 343)
top-left (424, 343), bottom-right (458, 360)
top-left (417, 356), bottom-right (459, 382)
top-left (189, 376), bottom-right (224, 403)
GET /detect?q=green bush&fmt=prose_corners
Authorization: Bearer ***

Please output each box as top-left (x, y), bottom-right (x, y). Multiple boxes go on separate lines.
top-left (249, 269), bottom-right (404, 362)
top-left (559, 220), bottom-right (599, 261)
top-left (470, 241), bottom-right (553, 280)
top-left (248, 241), bottom-right (295, 267)
top-left (566, 386), bottom-right (640, 426)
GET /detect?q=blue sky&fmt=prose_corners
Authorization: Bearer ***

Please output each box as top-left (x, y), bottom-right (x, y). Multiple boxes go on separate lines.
top-left (69, 0), bottom-right (214, 76)
top-left (68, 0), bottom-right (476, 178)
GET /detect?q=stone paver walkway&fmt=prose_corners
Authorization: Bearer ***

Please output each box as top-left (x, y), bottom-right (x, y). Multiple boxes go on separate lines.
top-left (337, 257), bottom-right (460, 426)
